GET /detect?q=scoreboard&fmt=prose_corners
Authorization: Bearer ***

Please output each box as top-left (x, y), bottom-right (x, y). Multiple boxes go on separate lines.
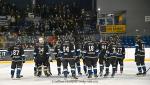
top-left (97, 11), bottom-right (126, 34)
top-left (99, 25), bottom-right (126, 33)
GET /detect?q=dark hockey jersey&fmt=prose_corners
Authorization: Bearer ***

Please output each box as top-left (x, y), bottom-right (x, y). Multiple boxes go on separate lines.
top-left (33, 43), bottom-right (50, 60)
top-left (54, 44), bottom-right (61, 59)
top-left (116, 46), bottom-right (125, 58)
top-left (59, 41), bottom-right (75, 59)
top-left (83, 41), bottom-right (99, 58)
top-left (98, 41), bottom-right (108, 57)
top-left (135, 40), bottom-right (145, 57)
top-left (107, 42), bottom-right (117, 57)
top-left (74, 43), bottom-right (81, 57)
top-left (10, 46), bottom-right (24, 61)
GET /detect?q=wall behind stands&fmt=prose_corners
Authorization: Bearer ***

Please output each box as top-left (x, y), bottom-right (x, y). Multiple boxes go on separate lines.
top-left (0, 48), bottom-right (150, 61)
top-left (97, 0), bottom-right (150, 36)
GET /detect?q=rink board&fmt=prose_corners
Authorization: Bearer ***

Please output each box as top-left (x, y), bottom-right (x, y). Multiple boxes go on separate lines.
top-left (0, 48), bottom-right (150, 64)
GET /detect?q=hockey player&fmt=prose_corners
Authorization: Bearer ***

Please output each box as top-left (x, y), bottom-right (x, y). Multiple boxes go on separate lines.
top-left (81, 41), bottom-right (88, 75)
top-left (74, 42), bottom-right (82, 75)
top-left (98, 41), bottom-right (108, 76)
top-left (54, 41), bottom-right (62, 76)
top-left (135, 37), bottom-right (146, 75)
top-left (59, 40), bottom-right (78, 79)
top-left (33, 37), bottom-right (51, 77)
top-left (116, 42), bottom-right (125, 74)
top-left (83, 39), bottom-right (99, 78)
top-left (82, 57), bottom-right (88, 75)
top-left (10, 43), bottom-right (24, 78)
top-left (104, 39), bottom-right (117, 77)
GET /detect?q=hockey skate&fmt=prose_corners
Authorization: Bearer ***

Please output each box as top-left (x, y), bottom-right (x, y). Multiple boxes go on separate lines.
top-left (34, 71), bottom-right (37, 76)
top-left (46, 74), bottom-right (51, 77)
top-left (115, 70), bottom-right (117, 73)
top-left (34, 67), bottom-right (37, 76)
top-left (120, 71), bottom-right (123, 74)
top-left (111, 73), bottom-right (115, 78)
top-left (37, 72), bottom-right (42, 77)
top-left (94, 74), bottom-right (98, 78)
top-left (85, 73), bottom-right (88, 76)
top-left (78, 72), bottom-right (82, 76)
top-left (64, 74), bottom-right (67, 78)
top-left (49, 72), bottom-right (52, 76)
top-left (58, 72), bottom-right (61, 76)
top-left (120, 67), bottom-right (123, 74)
top-left (136, 72), bottom-right (143, 76)
top-left (44, 70), bottom-right (51, 77)
top-left (142, 72), bottom-right (146, 76)
top-left (72, 75), bottom-right (78, 79)
top-left (11, 75), bottom-right (14, 78)
top-left (99, 72), bottom-right (103, 77)
top-left (64, 71), bottom-right (68, 78)
top-left (104, 72), bottom-right (109, 78)
top-left (88, 74), bottom-right (92, 78)
top-left (16, 75), bottom-right (21, 78)
top-left (45, 73), bottom-right (51, 77)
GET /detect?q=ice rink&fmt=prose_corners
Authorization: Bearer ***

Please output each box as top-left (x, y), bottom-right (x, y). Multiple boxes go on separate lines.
top-left (0, 62), bottom-right (150, 85)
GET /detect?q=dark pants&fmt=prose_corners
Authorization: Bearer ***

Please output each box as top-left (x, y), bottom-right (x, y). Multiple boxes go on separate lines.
top-left (11, 61), bottom-right (22, 69)
top-left (34, 56), bottom-right (51, 76)
top-left (11, 61), bottom-right (23, 77)
top-left (57, 58), bottom-right (62, 67)
top-left (85, 57), bottom-right (98, 75)
top-left (75, 57), bottom-right (81, 74)
top-left (105, 57), bottom-right (117, 74)
top-left (85, 58), bottom-right (98, 67)
top-left (56, 58), bottom-right (62, 74)
top-left (135, 54), bottom-right (146, 73)
top-left (116, 58), bottom-right (124, 72)
top-left (99, 53), bottom-right (105, 73)
top-left (83, 58), bottom-right (87, 74)
top-left (62, 59), bottom-right (76, 76)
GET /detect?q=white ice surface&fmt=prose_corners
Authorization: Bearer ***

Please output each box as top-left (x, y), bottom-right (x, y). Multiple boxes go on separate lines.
top-left (0, 62), bottom-right (150, 85)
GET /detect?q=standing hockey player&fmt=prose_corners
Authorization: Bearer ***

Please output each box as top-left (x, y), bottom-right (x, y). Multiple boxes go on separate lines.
top-left (74, 42), bottom-right (82, 75)
top-left (33, 37), bottom-right (51, 77)
top-left (10, 43), bottom-right (24, 78)
top-left (116, 42), bottom-right (125, 74)
top-left (104, 38), bottom-right (117, 77)
top-left (98, 41), bottom-right (108, 76)
top-left (83, 39), bottom-right (99, 78)
top-left (81, 40), bottom-right (88, 75)
top-left (135, 36), bottom-right (147, 75)
top-left (54, 40), bottom-right (62, 76)
top-left (59, 40), bottom-right (78, 79)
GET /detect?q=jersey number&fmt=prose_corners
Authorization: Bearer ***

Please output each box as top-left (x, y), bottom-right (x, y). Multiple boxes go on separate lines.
top-left (102, 45), bottom-right (106, 49)
top-left (118, 48), bottom-right (122, 53)
top-left (89, 46), bottom-right (94, 52)
top-left (13, 50), bottom-right (19, 55)
top-left (113, 47), bottom-right (116, 53)
top-left (63, 46), bottom-right (69, 52)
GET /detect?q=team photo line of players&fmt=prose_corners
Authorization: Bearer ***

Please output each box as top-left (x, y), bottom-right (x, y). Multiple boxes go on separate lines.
top-left (9, 35), bottom-right (147, 79)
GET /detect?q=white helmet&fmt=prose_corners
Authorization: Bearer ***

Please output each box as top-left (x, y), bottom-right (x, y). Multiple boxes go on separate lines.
top-left (39, 37), bottom-right (44, 44)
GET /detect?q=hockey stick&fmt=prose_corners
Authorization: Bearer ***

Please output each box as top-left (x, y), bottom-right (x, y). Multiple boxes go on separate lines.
top-left (146, 67), bottom-right (150, 72)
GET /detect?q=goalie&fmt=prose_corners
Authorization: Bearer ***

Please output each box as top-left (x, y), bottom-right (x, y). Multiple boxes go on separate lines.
top-left (33, 37), bottom-right (52, 77)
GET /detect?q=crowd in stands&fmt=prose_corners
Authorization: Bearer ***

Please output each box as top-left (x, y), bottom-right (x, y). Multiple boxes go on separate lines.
top-left (0, 0), bottom-right (98, 49)
top-left (0, 0), bottom-right (97, 35)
